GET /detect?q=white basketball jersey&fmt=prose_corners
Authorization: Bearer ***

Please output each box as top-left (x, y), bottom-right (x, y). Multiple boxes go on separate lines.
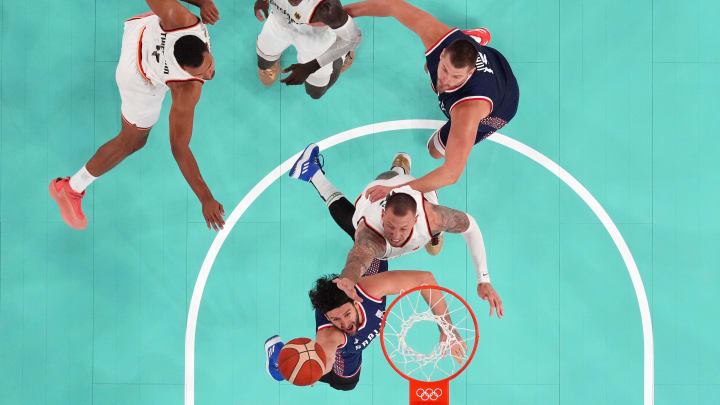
top-left (135, 14), bottom-right (211, 87)
top-left (352, 174), bottom-right (439, 260)
top-left (269, 0), bottom-right (329, 33)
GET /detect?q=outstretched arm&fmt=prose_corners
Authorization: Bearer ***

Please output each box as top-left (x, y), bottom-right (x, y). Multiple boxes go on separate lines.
top-left (333, 222), bottom-right (386, 301)
top-left (359, 270), bottom-right (469, 362)
top-left (407, 101), bottom-right (490, 192)
top-left (426, 203), bottom-right (503, 318)
top-left (364, 101), bottom-right (491, 201)
top-left (168, 81), bottom-right (225, 231)
top-left (315, 327), bottom-right (345, 375)
top-left (426, 203), bottom-right (488, 281)
top-left (344, 0), bottom-right (450, 49)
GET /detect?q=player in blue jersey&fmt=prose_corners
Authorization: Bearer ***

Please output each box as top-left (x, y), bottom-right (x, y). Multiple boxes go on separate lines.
top-left (265, 264), bottom-right (468, 390)
top-left (345, 0), bottom-right (520, 202)
top-left (264, 156), bottom-right (469, 389)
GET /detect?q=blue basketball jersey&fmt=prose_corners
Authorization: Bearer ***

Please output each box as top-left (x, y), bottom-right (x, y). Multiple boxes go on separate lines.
top-left (425, 28), bottom-right (517, 122)
top-left (314, 259), bottom-right (387, 378)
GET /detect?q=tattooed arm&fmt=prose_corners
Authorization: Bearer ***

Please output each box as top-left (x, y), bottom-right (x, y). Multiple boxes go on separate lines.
top-left (341, 221), bottom-right (386, 282)
top-left (426, 202), bottom-right (504, 318)
top-left (333, 221), bottom-right (386, 302)
top-left (425, 202), bottom-right (485, 279)
top-left (426, 203), bottom-right (471, 235)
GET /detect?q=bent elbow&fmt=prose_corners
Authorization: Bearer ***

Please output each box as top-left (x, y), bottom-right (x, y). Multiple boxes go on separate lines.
top-left (423, 271), bottom-right (438, 286)
top-left (447, 171), bottom-right (462, 185)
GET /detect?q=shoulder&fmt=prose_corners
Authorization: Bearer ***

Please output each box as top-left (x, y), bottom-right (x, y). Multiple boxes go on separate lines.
top-left (168, 80), bottom-right (203, 105)
top-left (316, 323), bottom-right (345, 344)
top-left (310, 0), bottom-right (348, 28)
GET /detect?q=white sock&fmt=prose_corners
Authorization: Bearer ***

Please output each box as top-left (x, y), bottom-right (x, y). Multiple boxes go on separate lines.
top-left (391, 166), bottom-right (405, 175)
top-left (310, 171), bottom-right (340, 203)
top-left (69, 165), bottom-right (97, 193)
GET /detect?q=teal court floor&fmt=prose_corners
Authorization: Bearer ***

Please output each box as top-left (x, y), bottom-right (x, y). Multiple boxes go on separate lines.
top-left (2, 0), bottom-right (720, 404)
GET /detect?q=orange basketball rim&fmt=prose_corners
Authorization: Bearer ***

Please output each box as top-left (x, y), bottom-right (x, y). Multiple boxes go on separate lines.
top-left (380, 285), bottom-right (479, 405)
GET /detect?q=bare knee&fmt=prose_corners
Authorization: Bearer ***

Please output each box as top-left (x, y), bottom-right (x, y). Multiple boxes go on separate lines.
top-left (428, 142), bottom-right (444, 159)
top-left (132, 134), bottom-right (149, 152)
top-left (118, 121), bottom-right (151, 153)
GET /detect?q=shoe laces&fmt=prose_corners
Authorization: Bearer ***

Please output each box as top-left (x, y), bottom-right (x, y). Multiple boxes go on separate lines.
top-left (58, 178), bottom-right (84, 200)
top-left (315, 153), bottom-right (325, 170)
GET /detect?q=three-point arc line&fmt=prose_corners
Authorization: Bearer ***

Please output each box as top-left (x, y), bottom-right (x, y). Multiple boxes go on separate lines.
top-left (184, 120), bottom-right (654, 405)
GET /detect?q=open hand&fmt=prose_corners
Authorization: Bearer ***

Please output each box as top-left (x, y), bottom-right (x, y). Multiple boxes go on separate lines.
top-left (364, 184), bottom-right (393, 202)
top-left (200, 1), bottom-right (220, 24)
top-left (440, 330), bottom-right (469, 364)
top-left (280, 61), bottom-right (321, 86)
top-left (332, 277), bottom-right (362, 302)
top-left (477, 283), bottom-right (503, 318)
top-left (202, 198), bottom-right (225, 231)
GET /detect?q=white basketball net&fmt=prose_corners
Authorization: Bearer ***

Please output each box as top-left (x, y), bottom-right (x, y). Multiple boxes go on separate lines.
top-left (382, 288), bottom-right (477, 382)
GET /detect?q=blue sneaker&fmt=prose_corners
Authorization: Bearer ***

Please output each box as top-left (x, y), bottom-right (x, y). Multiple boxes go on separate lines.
top-left (289, 144), bottom-right (323, 182)
top-left (265, 335), bottom-right (285, 381)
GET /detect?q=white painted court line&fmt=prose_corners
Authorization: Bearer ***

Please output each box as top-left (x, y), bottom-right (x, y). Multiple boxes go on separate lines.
top-left (185, 120), bottom-right (654, 405)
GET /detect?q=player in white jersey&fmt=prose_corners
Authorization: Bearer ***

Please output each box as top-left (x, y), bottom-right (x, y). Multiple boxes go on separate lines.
top-left (289, 144), bottom-right (504, 318)
top-left (49, 0), bottom-right (226, 231)
top-left (253, 0), bottom-right (362, 98)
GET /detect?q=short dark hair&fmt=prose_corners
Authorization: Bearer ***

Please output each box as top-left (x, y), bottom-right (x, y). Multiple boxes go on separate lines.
top-left (385, 192), bottom-right (417, 217)
top-left (309, 274), bottom-right (353, 314)
top-left (174, 35), bottom-right (208, 68)
top-left (445, 38), bottom-right (478, 69)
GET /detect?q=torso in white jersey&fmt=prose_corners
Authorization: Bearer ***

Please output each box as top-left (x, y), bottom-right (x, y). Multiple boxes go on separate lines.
top-left (352, 174), bottom-right (439, 260)
top-left (269, 0), bottom-right (329, 34)
top-left (131, 13), bottom-right (211, 88)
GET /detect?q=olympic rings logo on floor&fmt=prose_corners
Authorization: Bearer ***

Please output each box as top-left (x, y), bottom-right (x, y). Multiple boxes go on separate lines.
top-left (416, 388), bottom-right (443, 401)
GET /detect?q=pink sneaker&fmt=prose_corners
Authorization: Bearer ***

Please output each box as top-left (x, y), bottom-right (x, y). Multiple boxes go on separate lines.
top-left (463, 27), bottom-right (492, 46)
top-left (49, 177), bottom-right (88, 230)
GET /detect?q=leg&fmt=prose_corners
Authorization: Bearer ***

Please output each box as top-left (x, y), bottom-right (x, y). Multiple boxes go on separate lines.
top-left (304, 57), bottom-right (343, 99)
top-left (426, 121), bottom-right (450, 159)
top-left (85, 117), bottom-right (151, 177)
top-left (327, 196), bottom-right (357, 240)
top-left (257, 54), bottom-right (281, 87)
top-left (375, 170), bottom-right (399, 181)
top-left (256, 14), bottom-right (290, 86)
top-left (375, 152), bottom-right (412, 180)
top-left (289, 144), bottom-right (357, 240)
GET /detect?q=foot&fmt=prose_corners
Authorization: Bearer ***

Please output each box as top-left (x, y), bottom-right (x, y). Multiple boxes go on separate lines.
top-left (49, 177), bottom-right (88, 230)
top-left (289, 143), bottom-right (323, 182)
top-left (340, 51), bottom-right (355, 74)
top-left (425, 232), bottom-right (443, 256)
top-left (265, 335), bottom-right (285, 381)
top-left (463, 27), bottom-right (491, 46)
top-left (258, 60), bottom-right (281, 86)
top-left (391, 152), bottom-right (411, 175)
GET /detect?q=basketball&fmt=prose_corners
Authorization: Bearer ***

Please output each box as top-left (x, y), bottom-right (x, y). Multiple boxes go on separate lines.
top-left (277, 337), bottom-right (326, 386)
